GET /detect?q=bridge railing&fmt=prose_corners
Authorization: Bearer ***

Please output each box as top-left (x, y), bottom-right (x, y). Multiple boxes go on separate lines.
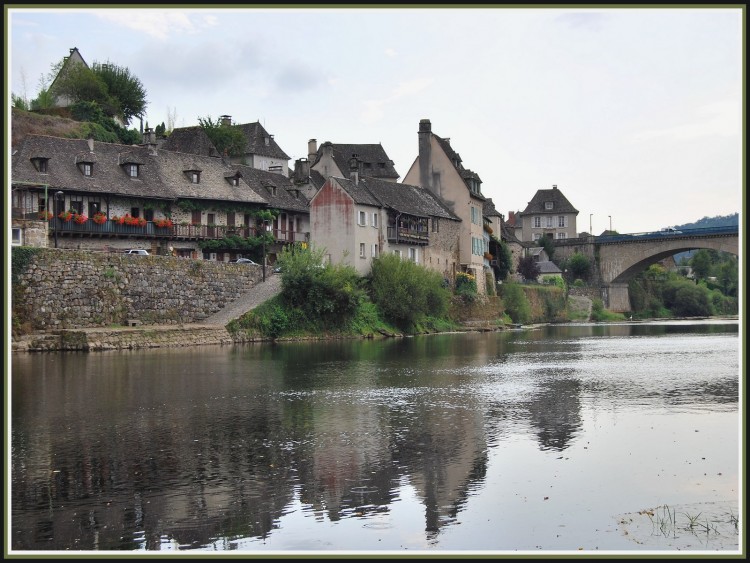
top-left (595, 225), bottom-right (738, 243)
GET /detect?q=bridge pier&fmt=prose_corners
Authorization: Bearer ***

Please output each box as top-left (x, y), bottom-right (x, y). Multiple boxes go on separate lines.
top-left (604, 283), bottom-right (631, 313)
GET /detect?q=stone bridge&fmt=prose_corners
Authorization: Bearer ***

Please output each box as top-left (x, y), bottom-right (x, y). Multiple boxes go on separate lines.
top-left (552, 226), bottom-right (739, 312)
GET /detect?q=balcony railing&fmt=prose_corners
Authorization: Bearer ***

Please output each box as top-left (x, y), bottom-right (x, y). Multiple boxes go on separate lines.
top-left (387, 226), bottom-right (429, 245)
top-left (48, 219), bottom-right (309, 243)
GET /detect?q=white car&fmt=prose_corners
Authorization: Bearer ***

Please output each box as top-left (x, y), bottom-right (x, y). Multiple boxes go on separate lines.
top-left (126, 249), bottom-right (149, 255)
top-left (659, 227), bottom-right (682, 234)
top-left (234, 258), bottom-right (259, 265)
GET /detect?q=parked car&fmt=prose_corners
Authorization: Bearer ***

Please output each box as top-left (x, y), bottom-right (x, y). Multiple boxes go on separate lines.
top-left (659, 227), bottom-right (682, 234)
top-left (125, 249), bottom-right (149, 255)
top-left (234, 258), bottom-right (259, 265)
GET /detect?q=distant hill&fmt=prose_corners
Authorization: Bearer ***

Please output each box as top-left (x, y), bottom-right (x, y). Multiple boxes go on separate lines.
top-left (674, 213), bottom-right (739, 230)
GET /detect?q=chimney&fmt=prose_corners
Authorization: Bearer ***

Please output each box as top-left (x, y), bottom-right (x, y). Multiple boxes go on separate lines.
top-left (143, 127), bottom-right (157, 154)
top-left (87, 134), bottom-right (94, 153)
top-left (294, 158), bottom-right (310, 183)
top-left (552, 184), bottom-right (558, 190)
top-left (418, 119), bottom-right (432, 191)
top-left (220, 115), bottom-right (231, 126)
top-left (349, 154), bottom-right (359, 184)
top-left (307, 139), bottom-right (318, 162)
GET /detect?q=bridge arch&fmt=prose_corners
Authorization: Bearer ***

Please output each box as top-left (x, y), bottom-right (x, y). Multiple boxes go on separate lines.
top-left (596, 233), bottom-right (738, 312)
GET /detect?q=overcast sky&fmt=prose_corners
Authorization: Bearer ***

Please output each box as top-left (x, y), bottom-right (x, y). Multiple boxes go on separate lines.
top-left (7, 6), bottom-right (743, 234)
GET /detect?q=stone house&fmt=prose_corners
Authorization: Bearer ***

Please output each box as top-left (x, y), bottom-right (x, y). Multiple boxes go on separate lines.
top-left (309, 171), bottom-right (460, 278)
top-left (309, 139), bottom-right (400, 182)
top-left (403, 119), bottom-right (488, 293)
top-left (10, 132), bottom-right (287, 259)
top-left (48, 47), bottom-right (89, 110)
top-left (517, 184), bottom-right (579, 242)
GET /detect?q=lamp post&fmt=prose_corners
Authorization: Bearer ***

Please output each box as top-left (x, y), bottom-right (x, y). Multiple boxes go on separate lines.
top-left (589, 213), bottom-right (593, 236)
top-left (54, 191), bottom-right (63, 248)
top-left (609, 215), bottom-right (612, 232)
top-left (262, 220), bottom-right (270, 282)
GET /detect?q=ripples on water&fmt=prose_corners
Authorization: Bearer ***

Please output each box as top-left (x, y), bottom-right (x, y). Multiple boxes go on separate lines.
top-left (10, 321), bottom-right (740, 553)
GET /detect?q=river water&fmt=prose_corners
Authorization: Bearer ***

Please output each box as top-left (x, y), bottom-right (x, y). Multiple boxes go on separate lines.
top-left (9, 320), bottom-right (742, 556)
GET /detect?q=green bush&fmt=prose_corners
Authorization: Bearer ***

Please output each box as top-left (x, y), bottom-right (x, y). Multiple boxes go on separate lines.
top-left (567, 253), bottom-right (591, 281)
top-left (499, 282), bottom-right (531, 324)
top-left (369, 253), bottom-right (450, 330)
top-left (455, 271), bottom-right (478, 302)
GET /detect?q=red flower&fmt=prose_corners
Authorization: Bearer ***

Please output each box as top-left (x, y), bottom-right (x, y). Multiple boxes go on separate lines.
top-left (74, 214), bottom-right (89, 224)
top-left (58, 211), bottom-right (73, 222)
top-left (92, 212), bottom-right (107, 224)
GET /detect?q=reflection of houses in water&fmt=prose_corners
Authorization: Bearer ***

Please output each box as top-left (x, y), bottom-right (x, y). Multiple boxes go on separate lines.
top-left (526, 378), bottom-right (582, 451)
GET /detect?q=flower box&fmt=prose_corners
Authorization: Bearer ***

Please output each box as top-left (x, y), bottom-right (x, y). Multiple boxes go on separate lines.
top-left (92, 212), bottom-right (108, 225)
top-left (38, 211), bottom-right (53, 221)
top-left (58, 211), bottom-right (73, 222)
top-left (74, 214), bottom-right (88, 225)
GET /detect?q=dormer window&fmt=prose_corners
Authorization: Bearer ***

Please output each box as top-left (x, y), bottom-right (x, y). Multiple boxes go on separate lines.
top-left (31, 157), bottom-right (49, 173)
top-left (127, 164), bottom-right (139, 178)
top-left (232, 177), bottom-right (239, 187)
top-left (266, 185), bottom-right (277, 196)
top-left (81, 163), bottom-right (93, 177)
top-left (191, 172), bottom-right (200, 184)
top-left (545, 201), bottom-right (554, 210)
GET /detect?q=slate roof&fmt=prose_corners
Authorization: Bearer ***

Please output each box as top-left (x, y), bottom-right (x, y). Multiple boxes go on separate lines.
top-left (520, 187), bottom-right (579, 215)
top-left (330, 176), bottom-right (459, 221)
top-left (232, 164), bottom-right (310, 213)
top-left (538, 261), bottom-right (563, 274)
top-left (315, 143), bottom-right (399, 180)
top-left (235, 122), bottom-right (291, 160)
top-left (483, 198), bottom-right (502, 218)
top-left (161, 127), bottom-right (220, 157)
top-left (433, 133), bottom-right (484, 198)
top-left (11, 134), bottom-right (267, 206)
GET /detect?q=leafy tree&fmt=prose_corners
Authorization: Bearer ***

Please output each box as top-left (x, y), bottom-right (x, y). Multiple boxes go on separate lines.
top-left (12, 93), bottom-right (29, 110)
top-left (566, 253), bottom-right (591, 281)
top-left (493, 239), bottom-right (513, 281)
top-left (198, 116), bottom-right (246, 157)
top-left (92, 61), bottom-right (147, 125)
top-left (538, 235), bottom-right (555, 260)
top-left (500, 282), bottom-right (531, 324)
top-left (155, 122), bottom-right (166, 137)
top-left (690, 250), bottom-right (712, 282)
top-left (53, 64), bottom-right (113, 108)
top-left (369, 253), bottom-right (450, 329)
top-left (517, 255), bottom-right (540, 282)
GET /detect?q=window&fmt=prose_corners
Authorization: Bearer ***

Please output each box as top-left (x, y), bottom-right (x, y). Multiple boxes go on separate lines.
top-left (38, 196), bottom-right (47, 212)
top-left (372, 244), bottom-right (379, 257)
top-left (432, 217), bottom-right (439, 232)
top-left (358, 211), bottom-right (367, 226)
top-left (130, 208), bottom-right (140, 219)
top-left (545, 201), bottom-right (553, 210)
top-left (556, 232), bottom-right (567, 240)
top-left (70, 198), bottom-right (83, 215)
top-left (545, 216), bottom-right (554, 228)
top-left (232, 177), bottom-right (239, 187)
top-left (192, 211), bottom-right (202, 225)
top-left (88, 201), bottom-right (101, 216)
top-left (82, 163), bottom-right (93, 176)
top-left (360, 243), bottom-right (366, 258)
top-left (191, 172), bottom-right (200, 184)
top-left (558, 216), bottom-right (567, 228)
top-left (144, 208), bottom-right (154, 222)
top-left (32, 158), bottom-right (49, 173)
top-left (394, 249), bottom-right (402, 257)
top-left (470, 206), bottom-right (479, 225)
top-left (534, 216), bottom-right (541, 228)
top-left (12, 228), bottom-right (22, 246)
top-left (127, 164), bottom-right (139, 178)
top-left (409, 248), bottom-right (418, 263)
top-left (372, 213), bottom-right (378, 228)
top-left (472, 237), bottom-right (484, 256)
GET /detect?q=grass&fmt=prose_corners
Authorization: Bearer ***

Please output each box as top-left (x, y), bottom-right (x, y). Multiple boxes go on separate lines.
top-left (645, 504), bottom-right (739, 542)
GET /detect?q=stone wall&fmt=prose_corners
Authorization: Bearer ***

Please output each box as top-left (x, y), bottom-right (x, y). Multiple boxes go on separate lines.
top-left (12, 248), bottom-right (264, 331)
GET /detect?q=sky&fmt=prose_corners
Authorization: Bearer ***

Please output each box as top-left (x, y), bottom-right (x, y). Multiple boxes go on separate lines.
top-left (6, 6), bottom-right (744, 235)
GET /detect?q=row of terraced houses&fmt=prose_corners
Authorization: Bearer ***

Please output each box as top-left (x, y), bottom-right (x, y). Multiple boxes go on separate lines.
top-left (11, 51), bottom-right (582, 294)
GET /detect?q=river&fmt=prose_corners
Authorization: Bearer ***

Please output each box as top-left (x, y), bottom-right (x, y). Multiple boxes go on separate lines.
top-left (9, 320), bottom-right (741, 556)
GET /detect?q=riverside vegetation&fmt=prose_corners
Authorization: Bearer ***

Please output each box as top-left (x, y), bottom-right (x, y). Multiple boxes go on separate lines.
top-left (225, 245), bottom-right (738, 341)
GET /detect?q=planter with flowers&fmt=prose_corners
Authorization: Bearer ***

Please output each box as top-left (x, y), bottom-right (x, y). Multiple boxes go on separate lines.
top-left (154, 218), bottom-right (174, 229)
top-left (74, 214), bottom-right (88, 225)
top-left (38, 211), bottom-right (53, 221)
top-left (58, 210), bottom-right (73, 222)
top-left (92, 212), bottom-right (108, 225)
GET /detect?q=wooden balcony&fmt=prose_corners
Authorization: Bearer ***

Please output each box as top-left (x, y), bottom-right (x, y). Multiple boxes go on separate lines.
top-left (387, 226), bottom-right (429, 246)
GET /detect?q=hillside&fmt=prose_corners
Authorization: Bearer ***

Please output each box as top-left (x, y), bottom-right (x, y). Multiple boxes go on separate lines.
top-left (10, 107), bottom-right (87, 147)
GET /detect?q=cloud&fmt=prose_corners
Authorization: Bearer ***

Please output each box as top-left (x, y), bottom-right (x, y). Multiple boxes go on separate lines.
top-left (385, 48), bottom-right (397, 58)
top-left (274, 63), bottom-right (323, 92)
top-left (95, 10), bottom-right (217, 40)
top-left (361, 78), bottom-right (433, 124)
top-left (632, 99), bottom-right (740, 142)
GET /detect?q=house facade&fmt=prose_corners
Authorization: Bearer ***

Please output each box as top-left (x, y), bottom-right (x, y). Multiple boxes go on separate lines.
top-left (517, 185), bottom-right (578, 242)
top-left (309, 173), bottom-right (460, 278)
top-left (11, 132), bottom-right (283, 260)
top-left (403, 119), bottom-right (487, 293)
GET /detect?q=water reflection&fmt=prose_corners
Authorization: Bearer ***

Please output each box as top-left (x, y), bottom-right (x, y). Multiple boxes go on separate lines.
top-left (10, 321), bottom-right (739, 552)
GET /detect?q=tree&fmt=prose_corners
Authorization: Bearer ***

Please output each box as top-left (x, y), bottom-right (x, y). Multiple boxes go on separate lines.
top-left (492, 238), bottom-right (513, 281)
top-left (53, 64), bottom-right (113, 109)
top-left (517, 256), bottom-right (541, 282)
top-left (690, 250), bottom-right (712, 282)
top-left (92, 61), bottom-right (148, 125)
top-left (567, 253), bottom-right (592, 281)
top-left (538, 235), bottom-right (555, 261)
top-left (198, 116), bottom-right (246, 157)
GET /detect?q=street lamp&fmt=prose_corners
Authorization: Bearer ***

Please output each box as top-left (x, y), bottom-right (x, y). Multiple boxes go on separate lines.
top-left (262, 220), bottom-right (270, 282)
top-left (589, 213), bottom-right (593, 236)
top-left (54, 191), bottom-right (63, 248)
top-left (609, 215), bottom-right (612, 232)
